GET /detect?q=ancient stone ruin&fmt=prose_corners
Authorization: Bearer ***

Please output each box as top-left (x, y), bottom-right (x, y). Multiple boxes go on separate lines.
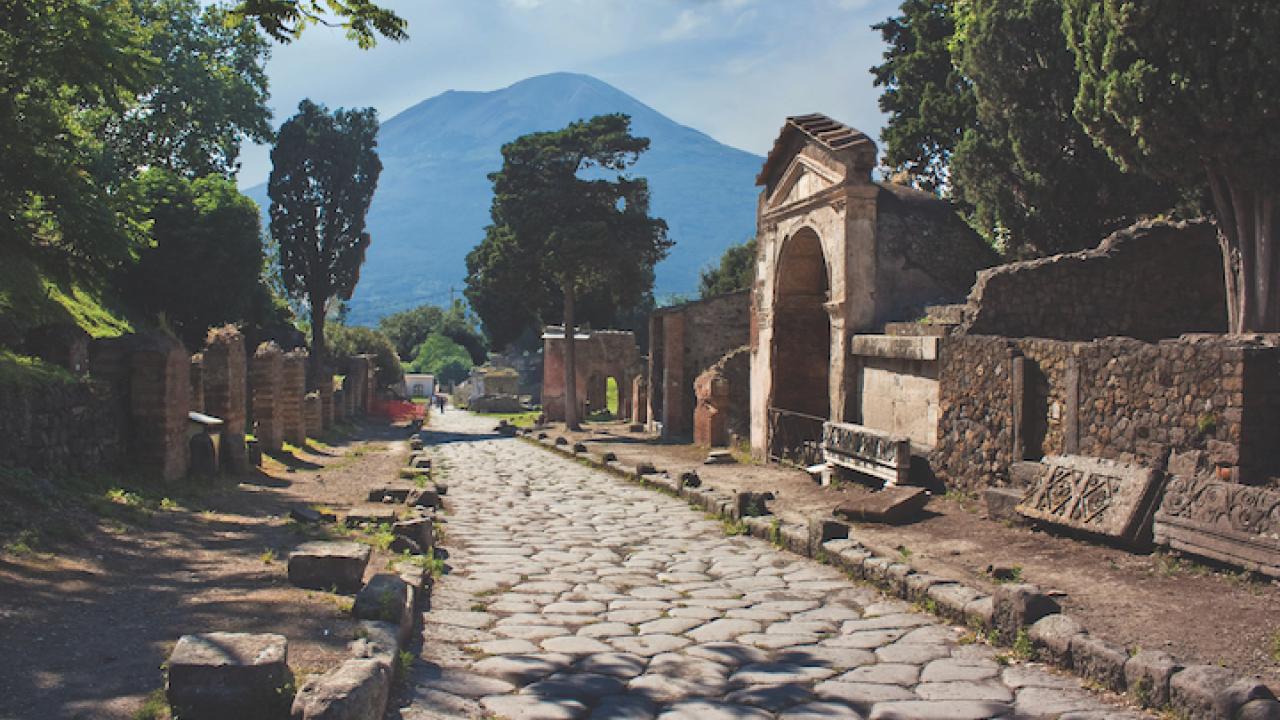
top-left (541, 327), bottom-right (642, 421)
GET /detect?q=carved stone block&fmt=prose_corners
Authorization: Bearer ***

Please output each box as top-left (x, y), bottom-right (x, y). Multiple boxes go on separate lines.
top-left (1154, 475), bottom-right (1280, 579)
top-left (822, 421), bottom-right (911, 485)
top-left (1015, 455), bottom-right (1160, 542)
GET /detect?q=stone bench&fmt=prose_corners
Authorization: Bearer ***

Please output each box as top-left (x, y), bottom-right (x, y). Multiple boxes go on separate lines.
top-left (821, 420), bottom-right (910, 486)
top-left (166, 632), bottom-right (289, 720)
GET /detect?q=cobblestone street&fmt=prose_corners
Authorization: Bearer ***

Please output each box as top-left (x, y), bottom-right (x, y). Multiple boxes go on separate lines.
top-left (398, 410), bottom-right (1147, 720)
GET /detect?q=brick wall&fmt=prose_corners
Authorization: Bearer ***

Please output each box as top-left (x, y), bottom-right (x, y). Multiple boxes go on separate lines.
top-left (203, 327), bottom-right (248, 470)
top-left (649, 291), bottom-right (751, 438)
top-left (281, 350), bottom-right (308, 445)
top-left (250, 343), bottom-right (284, 453)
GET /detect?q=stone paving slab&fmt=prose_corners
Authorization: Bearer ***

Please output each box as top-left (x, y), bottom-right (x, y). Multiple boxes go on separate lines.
top-left (397, 411), bottom-right (1150, 719)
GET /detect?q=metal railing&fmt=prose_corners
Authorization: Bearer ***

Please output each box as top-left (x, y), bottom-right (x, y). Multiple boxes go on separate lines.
top-left (767, 407), bottom-right (827, 466)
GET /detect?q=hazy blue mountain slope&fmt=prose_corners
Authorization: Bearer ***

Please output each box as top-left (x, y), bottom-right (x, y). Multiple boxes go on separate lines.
top-left (247, 72), bottom-right (762, 326)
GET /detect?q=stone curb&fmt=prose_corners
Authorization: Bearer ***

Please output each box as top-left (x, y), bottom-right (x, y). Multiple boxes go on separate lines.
top-left (518, 432), bottom-right (1280, 720)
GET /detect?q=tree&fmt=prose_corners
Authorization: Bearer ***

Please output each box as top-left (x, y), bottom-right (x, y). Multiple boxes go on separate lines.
top-left (379, 300), bottom-right (487, 363)
top-left (407, 333), bottom-right (473, 385)
top-left (699, 238), bottom-right (757, 298)
top-left (1064, 1), bottom-right (1280, 332)
top-left (949, 0), bottom-right (1179, 255)
top-left (269, 99), bottom-right (381, 384)
top-left (97, 0), bottom-right (273, 179)
top-left (327, 324), bottom-right (401, 389)
top-left (117, 169), bottom-right (268, 348)
top-left (872, 0), bottom-right (975, 194)
top-left (0, 0), bottom-right (153, 274)
top-left (465, 114), bottom-right (671, 429)
top-left (229, 0), bottom-right (406, 48)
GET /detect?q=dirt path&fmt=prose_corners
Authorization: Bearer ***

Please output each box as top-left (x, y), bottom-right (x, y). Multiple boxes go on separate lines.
top-left (0, 419), bottom-right (413, 720)
top-left (548, 421), bottom-right (1280, 692)
top-left (393, 409), bottom-right (1148, 719)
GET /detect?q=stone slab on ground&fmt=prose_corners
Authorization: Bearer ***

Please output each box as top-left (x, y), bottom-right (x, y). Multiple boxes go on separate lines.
top-left (394, 516), bottom-right (434, 550)
top-left (833, 486), bottom-right (928, 524)
top-left (1016, 455), bottom-right (1160, 543)
top-left (291, 657), bottom-right (391, 720)
top-left (166, 632), bottom-right (290, 720)
top-left (288, 541), bottom-right (371, 593)
top-left (344, 508), bottom-right (399, 526)
top-left (1154, 475), bottom-right (1280, 579)
top-left (353, 573), bottom-right (414, 643)
top-left (367, 484), bottom-right (416, 503)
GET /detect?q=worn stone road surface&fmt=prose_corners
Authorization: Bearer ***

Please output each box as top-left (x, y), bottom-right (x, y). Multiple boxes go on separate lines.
top-left (397, 411), bottom-right (1146, 720)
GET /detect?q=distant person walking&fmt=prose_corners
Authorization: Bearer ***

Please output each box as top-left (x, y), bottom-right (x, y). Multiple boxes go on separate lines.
top-left (435, 394), bottom-right (446, 413)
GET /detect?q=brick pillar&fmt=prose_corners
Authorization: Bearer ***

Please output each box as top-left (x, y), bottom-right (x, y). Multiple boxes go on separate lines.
top-left (318, 376), bottom-right (334, 430)
top-left (662, 312), bottom-right (688, 437)
top-left (250, 343), bottom-right (283, 453)
top-left (189, 354), bottom-right (204, 413)
top-left (346, 356), bottom-right (372, 417)
top-left (304, 391), bottom-right (322, 436)
top-left (281, 350), bottom-right (308, 445)
top-left (204, 327), bottom-right (248, 471)
top-left (130, 333), bottom-right (190, 481)
top-left (334, 388), bottom-right (347, 421)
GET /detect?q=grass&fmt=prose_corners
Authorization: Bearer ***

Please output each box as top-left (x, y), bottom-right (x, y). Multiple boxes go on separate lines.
top-left (721, 518), bottom-right (748, 536)
top-left (473, 410), bottom-right (541, 428)
top-left (394, 649), bottom-right (416, 687)
top-left (131, 688), bottom-right (170, 720)
top-left (1270, 629), bottom-right (1280, 663)
top-left (0, 248), bottom-right (132, 339)
top-left (0, 350), bottom-right (77, 387)
top-left (259, 549), bottom-right (277, 564)
top-left (400, 551), bottom-right (446, 578)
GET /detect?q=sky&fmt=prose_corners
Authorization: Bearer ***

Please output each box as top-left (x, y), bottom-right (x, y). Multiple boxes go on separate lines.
top-left (236, 0), bottom-right (901, 188)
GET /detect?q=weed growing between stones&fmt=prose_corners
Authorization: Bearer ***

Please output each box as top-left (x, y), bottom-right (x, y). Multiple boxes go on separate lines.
top-left (377, 588), bottom-right (400, 621)
top-left (1270, 629), bottom-right (1280, 662)
top-left (131, 688), bottom-right (170, 720)
top-left (394, 650), bottom-right (416, 687)
top-left (1012, 627), bottom-right (1036, 660)
top-left (721, 518), bottom-right (747, 536)
top-left (897, 544), bottom-right (913, 560)
top-left (768, 518), bottom-right (783, 547)
top-left (259, 549), bottom-right (277, 564)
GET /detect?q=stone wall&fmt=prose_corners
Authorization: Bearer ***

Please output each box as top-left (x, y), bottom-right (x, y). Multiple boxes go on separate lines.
top-left (189, 355), bottom-right (204, 412)
top-left (649, 291), bottom-right (750, 438)
top-left (250, 343), bottom-right (284, 453)
top-left (961, 220), bottom-right (1226, 342)
top-left (281, 350), bottom-right (308, 445)
top-left (849, 336), bottom-right (940, 447)
top-left (128, 333), bottom-right (191, 481)
top-left (933, 334), bottom-right (1280, 490)
top-left (0, 378), bottom-right (123, 475)
top-left (693, 346), bottom-right (750, 447)
top-left (304, 392), bottom-right (321, 438)
top-left (542, 329), bottom-right (642, 422)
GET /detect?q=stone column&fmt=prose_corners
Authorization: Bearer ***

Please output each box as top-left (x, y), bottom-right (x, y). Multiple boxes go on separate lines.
top-left (250, 343), bottom-right (283, 453)
top-left (281, 350), bottom-right (308, 445)
top-left (346, 355), bottom-right (372, 417)
top-left (359, 354), bottom-right (376, 413)
top-left (661, 312), bottom-right (687, 437)
top-left (304, 391), bottom-right (322, 436)
top-left (129, 333), bottom-right (190, 481)
top-left (631, 375), bottom-right (648, 424)
top-left (189, 354), bottom-right (204, 413)
top-left (204, 327), bottom-right (248, 471)
top-left (318, 376), bottom-right (334, 430)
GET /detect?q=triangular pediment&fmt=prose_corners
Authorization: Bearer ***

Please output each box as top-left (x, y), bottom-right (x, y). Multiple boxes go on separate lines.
top-left (765, 155), bottom-right (843, 210)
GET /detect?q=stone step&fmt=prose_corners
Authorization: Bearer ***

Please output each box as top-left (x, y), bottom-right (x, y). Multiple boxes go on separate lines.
top-left (884, 322), bottom-right (952, 337)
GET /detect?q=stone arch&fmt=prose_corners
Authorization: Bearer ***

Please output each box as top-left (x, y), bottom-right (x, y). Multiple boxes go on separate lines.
top-left (767, 226), bottom-right (832, 459)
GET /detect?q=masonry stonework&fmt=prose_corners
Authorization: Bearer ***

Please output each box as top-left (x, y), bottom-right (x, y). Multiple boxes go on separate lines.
top-left (281, 350), bottom-right (308, 445)
top-left (693, 346), bottom-right (750, 447)
top-left (648, 291), bottom-right (750, 439)
top-left (202, 327), bottom-right (248, 471)
top-left (128, 333), bottom-right (191, 481)
top-left (541, 329), bottom-right (642, 422)
top-left (250, 343), bottom-right (284, 453)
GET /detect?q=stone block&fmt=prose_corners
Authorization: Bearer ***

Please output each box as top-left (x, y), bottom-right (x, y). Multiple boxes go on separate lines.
top-left (822, 421), bottom-right (911, 486)
top-left (926, 583), bottom-right (984, 623)
top-left (779, 523), bottom-right (809, 556)
top-left (1027, 614), bottom-right (1085, 668)
top-left (964, 596), bottom-right (995, 629)
top-left (809, 518), bottom-right (849, 549)
top-left (984, 487), bottom-right (1023, 523)
top-left (393, 517), bottom-right (433, 550)
top-left (992, 584), bottom-right (1059, 643)
top-left (291, 658), bottom-right (391, 720)
top-left (635, 461), bottom-right (658, 475)
top-left (1154, 475), bottom-right (1280, 578)
top-left (388, 535), bottom-right (421, 556)
top-left (1069, 634), bottom-right (1129, 692)
top-left (1171, 665), bottom-right (1275, 720)
top-left (734, 491), bottom-right (770, 518)
top-left (166, 632), bottom-right (289, 720)
top-left (349, 620), bottom-right (399, 669)
top-left (705, 450), bottom-right (734, 465)
top-left (903, 573), bottom-right (946, 601)
top-left (367, 484), bottom-right (415, 503)
top-left (344, 508), bottom-right (398, 527)
top-left (680, 471), bottom-right (702, 489)
top-left (572, 442), bottom-right (587, 454)
top-left (834, 486), bottom-right (928, 524)
top-left (834, 546), bottom-right (873, 579)
top-left (288, 541), bottom-right (370, 593)
top-left (353, 573), bottom-right (414, 644)
top-left (1239, 700), bottom-right (1280, 720)
top-left (1016, 455), bottom-right (1160, 544)
top-left (1125, 650), bottom-right (1181, 708)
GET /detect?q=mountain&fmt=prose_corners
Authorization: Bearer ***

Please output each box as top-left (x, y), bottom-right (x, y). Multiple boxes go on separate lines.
top-left (246, 72), bottom-right (762, 326)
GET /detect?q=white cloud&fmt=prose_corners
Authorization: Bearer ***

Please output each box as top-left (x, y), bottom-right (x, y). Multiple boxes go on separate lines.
top-left (660, 8), bottom-right (708, 41)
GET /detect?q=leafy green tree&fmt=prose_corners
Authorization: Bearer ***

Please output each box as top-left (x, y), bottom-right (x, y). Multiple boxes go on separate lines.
top-left (465, 113), bottom-right (671, 429)
top-left (327, 324), bottom-right (402, 389)
top-left (98, 0), bottom-right (272, 179)
top-left (269, 99), bottom-right (381, 384)
top-left (950, 0), bottom-right (1177, 255)
top-left (228, 0), bottom-right (406, 48)
top-left (0, 0), bottom-right (152, 273)
top-left (871, 0), bottom-right (974, 194)
top-left (379, 300), bottom-right (487, 363)
top-left (699, 238), bottom-right (757, 298)
top-left (116, 169), bottom-right (267, 348)
top-left (407, 333), bottom-right (473, 386)
top-left (1064, 0), bottom-right (1280, 331)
